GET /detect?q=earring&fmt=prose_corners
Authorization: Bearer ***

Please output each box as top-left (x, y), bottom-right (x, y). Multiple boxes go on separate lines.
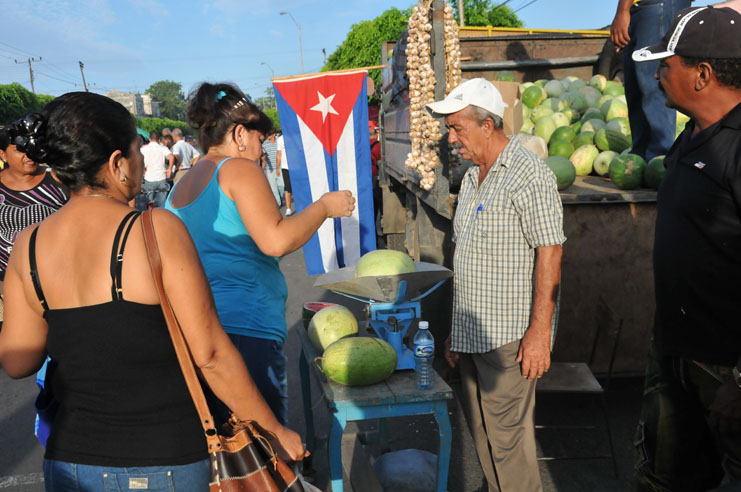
top-left (238, 144), bottom-right (246, 152)
top-left (120, 174), bottom-right (128, 184)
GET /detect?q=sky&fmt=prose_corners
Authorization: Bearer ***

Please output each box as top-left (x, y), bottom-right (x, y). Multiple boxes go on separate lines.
top-left (0, 0), bottom-right (718, 100)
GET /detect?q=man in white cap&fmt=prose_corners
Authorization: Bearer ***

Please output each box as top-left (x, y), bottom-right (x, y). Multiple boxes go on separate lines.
top-left (631, 6), bottom-right (741, 491)
top-left (427, 78), bottom-right (565, 492)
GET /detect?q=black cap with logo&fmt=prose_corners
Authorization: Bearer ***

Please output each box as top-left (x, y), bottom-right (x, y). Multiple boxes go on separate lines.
top-left (632, 6), bottom-right (741, 62)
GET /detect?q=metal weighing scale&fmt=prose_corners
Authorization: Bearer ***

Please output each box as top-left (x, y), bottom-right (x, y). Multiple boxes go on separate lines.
top-left (314, 262), bottom-right (453, 370)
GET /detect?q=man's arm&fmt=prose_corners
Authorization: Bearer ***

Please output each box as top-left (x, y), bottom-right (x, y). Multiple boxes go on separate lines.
top-left (516, 244), bottom-right (562, 380)
top-left (610, 0), bottom-right (634, 51)
top-left (166, 153), bottom-right (175, 179)
top-left (713, 0), bottom-right (741, 13)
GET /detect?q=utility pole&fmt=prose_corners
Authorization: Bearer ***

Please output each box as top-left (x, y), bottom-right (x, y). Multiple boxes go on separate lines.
top-left (79, 61), bottom-right (89, 92)
top-left (15, 57), bottom-right (42, 94)
top-left (458, 0), bottom-right (465, 26)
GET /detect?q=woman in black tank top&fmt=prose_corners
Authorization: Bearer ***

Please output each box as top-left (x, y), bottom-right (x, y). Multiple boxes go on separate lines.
top-left (0, 93), bottom-right (307, 491)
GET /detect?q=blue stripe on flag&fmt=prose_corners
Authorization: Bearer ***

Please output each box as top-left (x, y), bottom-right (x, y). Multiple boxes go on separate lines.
top-left (350, 81), bottom-right (377, 256)
top-left (275, 89), bottom-right (325, 274)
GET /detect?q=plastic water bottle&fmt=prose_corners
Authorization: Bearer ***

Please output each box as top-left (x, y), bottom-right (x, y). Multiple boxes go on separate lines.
top-left (413, 321), bottom-right (435, 390)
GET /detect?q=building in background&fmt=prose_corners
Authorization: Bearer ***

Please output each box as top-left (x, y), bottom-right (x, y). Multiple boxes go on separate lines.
top-left (105, 90), bottom-right (160, 118)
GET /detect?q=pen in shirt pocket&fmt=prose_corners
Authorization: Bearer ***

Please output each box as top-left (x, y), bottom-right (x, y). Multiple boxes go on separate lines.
top-left (475, 204), bottom-right (483, 219)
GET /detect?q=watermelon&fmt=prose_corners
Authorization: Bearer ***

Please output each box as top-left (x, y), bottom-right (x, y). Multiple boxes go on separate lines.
top-left (549, 139), bottom-right (574, 159)
top-left (581, 108), bottom-right (604, 122)
top-left (534, 115), bottom-right (557, 144)
top-left (595, 128), bottom-right (631, 153)
top-left (609, 154), bottom-right (647, 190)
top-left (520, 81), bottom-right (535, 93)
top-left (581, 119), bottom-right (606, 134)
top-left (643, 156), bottom-right (666, 189)
top-left (589, 74), bottom-right (607, 92)
top-left (308, 305), bottom-right (359, 352)
top-left (579, 86), bottom-right (602, 108)
top-left (522, 105), bottom-right (532, 121)
top-left (302, 301), bottom-right (337, 330)
top-left (570, 144), bottom-right (599, 176)
top-left (568, 79), bottom-right (586, 91)
top-left (573, 131), bottom-right (595, 148)
top-left (606, 117), bottom-right (631, 137)
top-left (320, 337), bottom-right (397, 386)
top-left (561, 108), bottom-right (580, 123)
top-left (545, 80), bottom-right (565, 98)
top-left (522, 85), bottom-right (546, 108)
top-left (534, 79), bottom-right (548, 88)
top-left (601, 98), bottom-right (629, 122)
top-left (570, 121), bottom-right (583, 134)
top-left (551, 112), bottom-right (570, 129)
top-left (603, 81), bottom-right (625, 96)
top-left (545, 156), bottom-right (576, 191)
top-left (563, 92), bottom-right (588, 113)
top-left (551, 126), bottom-right (576, 143)
top-left (355, 249), bottom-right (416, 277)
top-left (531, 105), bottom-right (554, 122)
top-left (593, 150), bottom-right (618, 176)
top-left (494, 70), bottom-right (516, 82)
top-left (542, 97), bottom-right (567, 112)
top-left (520, 118), bottom-right (535, 134)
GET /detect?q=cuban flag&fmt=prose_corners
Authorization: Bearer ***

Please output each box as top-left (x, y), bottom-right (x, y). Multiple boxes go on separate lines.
top-left (273, 71), bottom-right (375, 275)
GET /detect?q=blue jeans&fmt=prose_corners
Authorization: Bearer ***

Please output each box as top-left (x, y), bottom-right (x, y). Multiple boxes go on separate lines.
top-left (208, 336), bottom-right (288, 427)
top-left (142, 179), bottom-right (170, 208)
top-left (623, 0), bottom-right (691, 161)
top-left (43, 458), bottom-right (209, 492)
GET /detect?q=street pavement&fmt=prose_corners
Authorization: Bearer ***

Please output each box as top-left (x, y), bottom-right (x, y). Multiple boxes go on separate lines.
top-left (0, 244), bottom-right (645, 491)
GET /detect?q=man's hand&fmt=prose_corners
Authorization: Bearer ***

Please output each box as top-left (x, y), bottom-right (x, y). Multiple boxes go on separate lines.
top-left (709, 379), bottom-right (741, 435)
top-left (516, 327), bottom-right (551, 380)
top-left (610, 5), bottom-right (631, 51)
top-left (444, 336), bottom-right (459, 368)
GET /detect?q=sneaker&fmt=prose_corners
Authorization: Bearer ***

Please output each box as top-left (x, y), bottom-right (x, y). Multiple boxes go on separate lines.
top-left (286, 208), bottom-right (293, 216)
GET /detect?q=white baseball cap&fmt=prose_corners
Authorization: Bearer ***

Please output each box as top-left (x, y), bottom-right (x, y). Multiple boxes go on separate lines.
top-left (425, 78), bottom-right (508, 117)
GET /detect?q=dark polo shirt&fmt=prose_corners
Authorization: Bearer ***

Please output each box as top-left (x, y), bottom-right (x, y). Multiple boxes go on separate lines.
top-left (653, 102), bottom-right (741, 366)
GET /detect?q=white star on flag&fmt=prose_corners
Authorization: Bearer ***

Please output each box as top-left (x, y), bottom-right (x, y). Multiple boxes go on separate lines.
top-left (310, 91), bottom-right (339, 123)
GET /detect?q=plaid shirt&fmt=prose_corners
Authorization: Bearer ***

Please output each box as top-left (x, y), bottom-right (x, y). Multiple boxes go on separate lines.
top-left (451, 137), bottom-right (566, 354)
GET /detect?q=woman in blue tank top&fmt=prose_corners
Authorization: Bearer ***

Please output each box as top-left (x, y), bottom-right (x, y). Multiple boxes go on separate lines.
top-left (166, 83), bottom-right (355, 425)
top-left (0, 92), bottom-right (307, 491)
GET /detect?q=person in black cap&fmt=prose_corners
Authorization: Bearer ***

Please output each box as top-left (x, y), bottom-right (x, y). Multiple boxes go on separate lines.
top-left (631, 6), bottom-right (741, 491)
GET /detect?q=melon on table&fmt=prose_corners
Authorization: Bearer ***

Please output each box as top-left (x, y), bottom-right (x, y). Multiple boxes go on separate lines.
top-left (545, 156), bottom-right (576, 191)
top-left (609, 154), bottom-right (647, 190)
top-left (302, 302), bottom-right (337, 330)
top-left (320, 337), bottom-right (397, 386)
top-left (308, 305), bottom-right (359, 352)
top-left (355, 249), bottom-right (416, 278)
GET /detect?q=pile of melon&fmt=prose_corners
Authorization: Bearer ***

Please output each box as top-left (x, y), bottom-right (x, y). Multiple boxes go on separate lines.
top-left (499, 71), bottom-right (687, 191)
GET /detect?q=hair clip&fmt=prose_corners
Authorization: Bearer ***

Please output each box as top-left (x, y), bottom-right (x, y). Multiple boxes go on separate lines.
top-left (216, 90), bottom-right (227, 101)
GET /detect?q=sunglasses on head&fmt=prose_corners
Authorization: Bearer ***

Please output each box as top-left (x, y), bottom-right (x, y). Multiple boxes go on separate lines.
top-left (9, 113), bottom-right (45, 157)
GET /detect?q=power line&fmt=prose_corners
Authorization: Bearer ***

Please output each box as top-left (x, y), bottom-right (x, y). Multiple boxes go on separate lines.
top-left (0, 40), bottom-right (38, 58)
top-left (514, 0), bottom-right (539, 13)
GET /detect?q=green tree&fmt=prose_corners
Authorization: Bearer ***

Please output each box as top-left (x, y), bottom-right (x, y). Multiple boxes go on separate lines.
top-left (0, 83), bottom-right (43, 125)
top-left (134, 117), bottom-right (192, 136)
top-left (263, 108), bottom-right (280, 132)
top-left (454, 0), bottom-right (523, 27)
top-left (323, 7), bottom-right (411, 103)
top-left (146, 80), bottom-right (186, 120)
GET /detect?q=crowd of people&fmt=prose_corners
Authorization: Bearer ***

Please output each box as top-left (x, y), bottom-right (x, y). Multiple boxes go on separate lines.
top-left (0, 3), bottom-right (738, 492)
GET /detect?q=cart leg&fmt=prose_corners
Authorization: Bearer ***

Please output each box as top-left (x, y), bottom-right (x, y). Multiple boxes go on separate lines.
top-left (299, 349), bottom-right (317, 478)
top-left (434, 402), bottom-right (452, 492)
top-left (329, 411), bottom-right (347, 492)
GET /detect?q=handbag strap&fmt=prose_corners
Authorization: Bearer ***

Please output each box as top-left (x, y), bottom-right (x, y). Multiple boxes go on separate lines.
top-left (140, 209), bottom-right (222, 452)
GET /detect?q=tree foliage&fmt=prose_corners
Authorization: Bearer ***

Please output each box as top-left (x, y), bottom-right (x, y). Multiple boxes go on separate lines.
top-left (323, 7), bottom-right (411, 102)
top-left (0, 83), bottom-right (54, 125)
top-left (263, 108), bottom-right (280, 132)
top-left (134, 117), bottom-right (192, 136)
top-left (454, 0), bottom-right (523, 27)
top-left (146, 80), bottom-right (186, 120)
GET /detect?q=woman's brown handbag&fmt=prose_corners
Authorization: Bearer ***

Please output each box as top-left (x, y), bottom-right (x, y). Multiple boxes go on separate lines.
top-left (141, 210), bottom-right (306, 492)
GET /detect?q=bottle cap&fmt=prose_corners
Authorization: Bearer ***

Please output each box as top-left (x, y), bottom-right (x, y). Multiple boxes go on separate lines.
top-left (418, 321), bottom-right (429, 330)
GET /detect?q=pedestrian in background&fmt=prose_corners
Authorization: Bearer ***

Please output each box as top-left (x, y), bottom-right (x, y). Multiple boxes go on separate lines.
top-left (171, 128), bottom-right (200, 184)
top-left (262, 129), bottom-right (282, 206)
top-left (277, 133), bottom-right (294, 215)
top-left (140, 131), bottom-right (175, 208)
top-left (631, 6), bottom-right (741, 491)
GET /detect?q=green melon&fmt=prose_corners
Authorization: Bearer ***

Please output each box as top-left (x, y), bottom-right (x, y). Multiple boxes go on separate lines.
top-left (545, 156), bottom-right (576, 191)
top-left (603, 81), bottom-right (625, 97)
top-left (520, 81), bottom-right (535, 93)
top-left (549, 139), bottom-right (574, 159)
top-left (302, 301), bottom-right (338, 330)
top-left (494, 70), bottom-right (516, 82)
top-left (609, 154), bottom-right (647, 190)
top-left (534, 115), bottom-right (557, 144)
top-left (606, 117), bottom-right (631, 137)
top-left (321, 337), bottom-right (397, 386)
top-left (308, 305), bottom-right (359, 352)
top-left (531, 105), bottom-right (553, 122)
top-left (594, 128), bottom-right (631, 153)
top-left (601, 98), bottom-right (629, 122)
top-left (573, 131), bottom-right (594, 148)
top-left (581, 108), bottom-right (604, 122)
top-left (571, 121), bottom-right (583, 134)
top-left (551, 126), bottom-right (576, 143)
top-left (520, 118), bottom-right (535, 134)
top-left (561, 108), bottom-right (580, 123)
top-left (563, 92), bottom-right (588, 113)
top-left (643, 156), bottom-right (666, 190)
top-left (579, 86), bottom-right (602, 108)
top-left (570, 144), bottom-right (599, 176)
top-left (593, 150), bottom-right (618, 176)
top-left (568, 79), bottom-right (586, 91)
top-left (545, 80), bottom-right (565, 98)
top-left (581, 119), bottom-right (606, 134)
top-left (355, 249), bottom-right (416, 277)
top-left (534, 79), bottom-right (548, 88)
top-left (522, 85), bottom-right (546, 108)
top-left (551, 112), bottom-right (570, 128)
top-left (542, 97), bottom-right (567, 112)
top-left (589, 74), bottom-right (607, 92)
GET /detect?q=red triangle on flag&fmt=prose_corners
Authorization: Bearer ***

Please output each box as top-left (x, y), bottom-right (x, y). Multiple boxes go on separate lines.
top-left (274, 72), bottom-right (366, 156)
